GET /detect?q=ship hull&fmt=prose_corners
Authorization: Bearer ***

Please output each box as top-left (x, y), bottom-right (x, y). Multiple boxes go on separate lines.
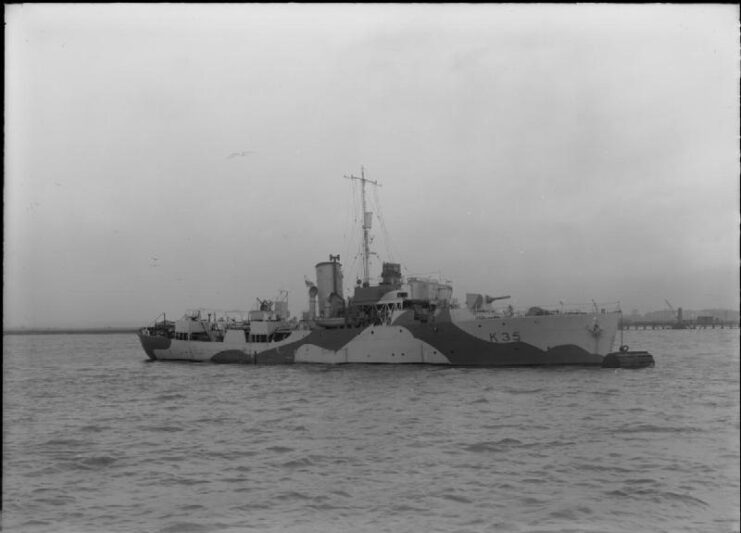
top-left (138, 309), bottom-right (619, 367)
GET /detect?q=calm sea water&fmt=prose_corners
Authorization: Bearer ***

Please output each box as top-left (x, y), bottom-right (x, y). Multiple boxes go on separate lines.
top-left (3, 329), bottom-right (739, 533)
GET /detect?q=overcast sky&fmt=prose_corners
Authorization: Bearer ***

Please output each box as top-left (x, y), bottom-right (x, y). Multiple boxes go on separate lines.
top-left (5, 4), bottom-right (739, 328)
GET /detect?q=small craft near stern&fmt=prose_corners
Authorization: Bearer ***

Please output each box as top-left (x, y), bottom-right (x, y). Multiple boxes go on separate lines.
top-left (602, 347), bottom-right (655, 369)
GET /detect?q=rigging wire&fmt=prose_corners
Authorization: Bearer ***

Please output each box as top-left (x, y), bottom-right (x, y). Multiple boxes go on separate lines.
top-left (372, 183), bottom-right (400, 267)
top-left (341, 178), bottom-right (362, 288)
top-left (340, 178), bottom-right (353, 264)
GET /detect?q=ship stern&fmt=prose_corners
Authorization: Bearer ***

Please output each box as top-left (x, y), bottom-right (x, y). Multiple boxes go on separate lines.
top-left (137, 329), bottom-right (171, 360)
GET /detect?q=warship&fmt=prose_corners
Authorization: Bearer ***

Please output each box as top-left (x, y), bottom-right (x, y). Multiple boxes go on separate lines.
top-left (138, 169), bottom-right (654, 369)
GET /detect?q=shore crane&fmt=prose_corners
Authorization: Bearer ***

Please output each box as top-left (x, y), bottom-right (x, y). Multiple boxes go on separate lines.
top-left (664, 299), bottom-right (687, 329)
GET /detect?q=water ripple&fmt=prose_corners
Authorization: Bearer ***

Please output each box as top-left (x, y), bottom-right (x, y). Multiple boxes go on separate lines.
top-left (2, 330), bottom-right (739, 533)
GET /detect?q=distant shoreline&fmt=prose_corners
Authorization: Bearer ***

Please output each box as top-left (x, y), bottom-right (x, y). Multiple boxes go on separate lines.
top-left (3, 328), bottom-right (139, 335)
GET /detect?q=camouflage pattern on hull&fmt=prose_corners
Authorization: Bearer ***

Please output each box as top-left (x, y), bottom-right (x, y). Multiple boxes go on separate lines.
top-left (137, 309), bottom-right (618, 367)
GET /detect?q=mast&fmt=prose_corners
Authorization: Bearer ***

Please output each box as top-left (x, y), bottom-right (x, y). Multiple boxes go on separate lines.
top-left (344, 166), bottom-right (380, 287)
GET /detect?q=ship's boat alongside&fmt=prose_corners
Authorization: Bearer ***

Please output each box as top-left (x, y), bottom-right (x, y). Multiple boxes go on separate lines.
top-left (138, 169), bottom-right (654, 369)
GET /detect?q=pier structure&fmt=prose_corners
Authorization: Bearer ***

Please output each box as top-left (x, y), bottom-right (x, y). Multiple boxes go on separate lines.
top-left (620, 320), bottom-right (739, 330)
